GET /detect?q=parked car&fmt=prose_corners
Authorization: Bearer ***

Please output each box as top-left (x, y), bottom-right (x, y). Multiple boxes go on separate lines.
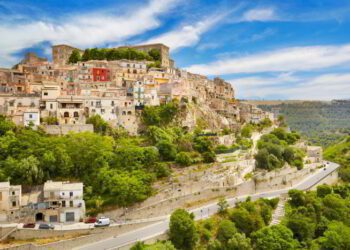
top-left (39, 223), bottom-right (55, 230)
top-left (84, 217), bottom-right (97, 224)
top-left (23, 223), bottom-right (36, 228)
top-left (94, 217), bottom-right (110, 227)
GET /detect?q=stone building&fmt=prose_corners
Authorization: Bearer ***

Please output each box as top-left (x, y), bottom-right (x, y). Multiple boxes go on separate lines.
top-left (52, 44), bottom-right (83, 66)
top-left (0, 182), bottom-right (22, 222)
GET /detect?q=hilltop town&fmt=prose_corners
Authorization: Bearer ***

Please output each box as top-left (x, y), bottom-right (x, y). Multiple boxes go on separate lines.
top-left (0, 44), bottom-right (336, 249)
top-left (0, 43), bottom-right (271, 135)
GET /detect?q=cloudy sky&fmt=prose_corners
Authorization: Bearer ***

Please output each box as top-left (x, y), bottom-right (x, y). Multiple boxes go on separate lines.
top-left (1, 0), bottom-right (350, 100)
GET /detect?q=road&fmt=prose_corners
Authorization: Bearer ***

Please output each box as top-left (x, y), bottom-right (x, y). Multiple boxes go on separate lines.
top-left (76, 161), bottom-right (339, 250)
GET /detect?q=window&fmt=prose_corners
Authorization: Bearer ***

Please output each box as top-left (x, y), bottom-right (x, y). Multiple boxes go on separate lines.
top-left (70, 201), bottom-right (73, 207)
top-left (44, 92), bottom-right (48, 96)
top-left (101, 109), bottom-right (105, 114)
top-left (29, 114), bottom-right (33, 119)
top-left (50, 104), bottom-right (53, 109)
top-left (64, 112), bottom-right (69, 118)
top-left (12, 191), bottom-right (15, 196)
top-left (62, 200), bottom-right (66, 207)
top-left (69, 191), bottom-right (73, 197)
top-left (111, 101), bottom-right (114, 106)
top-left (73, 112), bottom-right (79, 118)
top-left (12, 201), bottom-right (16, 207)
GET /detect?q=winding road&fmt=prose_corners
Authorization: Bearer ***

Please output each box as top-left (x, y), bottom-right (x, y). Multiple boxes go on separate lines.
top-left (76, 161), bottom-right (339, 250)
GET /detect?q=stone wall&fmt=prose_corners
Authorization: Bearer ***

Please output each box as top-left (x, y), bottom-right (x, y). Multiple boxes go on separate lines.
top-left (43, 124), bottom-right (93, 135)
top-left (103, 164), bottom-right (319, 220)
top-left (4, 221), bottom-right (152, 250)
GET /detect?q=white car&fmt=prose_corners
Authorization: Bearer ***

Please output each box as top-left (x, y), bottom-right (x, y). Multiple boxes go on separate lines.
top-left (94, 217), bottom-right (110, 227)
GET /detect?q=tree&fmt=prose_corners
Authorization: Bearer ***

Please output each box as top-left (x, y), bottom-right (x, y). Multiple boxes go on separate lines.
top-left (175, 152), bottom-right (192, 166)
top-left (86, 114), bottom-right (109, 134)
top-left (82, 49), bottom-right (91, 61)
top-left (230, 208), bottom-right (264, 236)
top-left (288, 189), bottom-right (306, 207)
top-left (131, 242), bottom-right (146, 250)
top-left (216, 219), bottom-right (237, 244)
top-left (0, 115), bottom-right (15, 136)
top-left (202, 151), bottom-right (216, 163)
top-left (217, 197), bottom-right (229, 214)
top-left (316, 184), bottom-right (332, 198)
top-left (286, 214), bottom-right (315, 242)
top-left (169, 209), bottom-right (198, 250)
top-left (255, 149), bottom-right (269, 170)
top-left (148, 49), bottom-right (161, 61)
top-left (241, 125), bottom-right (253, 138)
top-left (251, 225), bottom-right (299, 250)
top-left (68, 49), bottom-right (81, 63)
top-left (319, 222), bottom-right (350, 250)
top-left (227, 233), bottom-right (252, 250)
top-left (5, 155), bottom-right (43, 185)
top-left (157, 140), bottom-right (177, 161)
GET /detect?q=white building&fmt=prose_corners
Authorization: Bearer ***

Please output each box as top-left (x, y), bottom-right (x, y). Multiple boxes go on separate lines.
top-left (0, 182), bottom-right (21, 222)
top-left (23, 110), bottom-right (40, 127)
top-left (37, 181), bottom-right (85, 223)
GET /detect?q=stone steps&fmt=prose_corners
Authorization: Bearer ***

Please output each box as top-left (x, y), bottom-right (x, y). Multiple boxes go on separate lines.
top-left (270, 197), bottom-right (287, 225)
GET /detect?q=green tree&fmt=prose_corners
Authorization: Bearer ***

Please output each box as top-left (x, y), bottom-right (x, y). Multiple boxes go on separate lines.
top-left (255, 149), bottom-right (269, 170)
top-left (319, 222), bottom-right (350, 250)
top-left (216, 219), bottom-right (237, 244)
top-left (68, 49), bottom-right (81, 63)
top-left (157, 140), bottom-right (177, 161)
top-left (316, 184), bottom-right (332, 198)
top-left (86, 114), bottom-right (109, 134)
top-left (230, 208), bottom-right (264, 236)
top-left (0, 115), bottom-right (15, 136)
top-left (148, 49), bottom-right (161, 61)
top-left (241, 124), bottom-right (253, 138)
top-left (217, 197), bottom-right (229, 214)
top-left (288, 189), bottom-right (306, 207)
top-left (175, 152), bottom-right (192, 166)
top-left (227, 233), bottom-right (252, 250)
top-left (251, 225), bottom-right (299, 250)
top-left (202, 150), bottom-right (216, 163)
top-left (81, 48), bottom-right (91, 61)
top-left (169, 209), bottom-right (198, 250)
top-left (286, 214), bottom-right (316, 242)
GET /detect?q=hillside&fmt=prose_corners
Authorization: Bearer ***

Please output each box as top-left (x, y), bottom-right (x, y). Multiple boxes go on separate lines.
top-left (324, 136), bottom-right (350, 182)
top-left (258, 101), bottom-right (350, 147)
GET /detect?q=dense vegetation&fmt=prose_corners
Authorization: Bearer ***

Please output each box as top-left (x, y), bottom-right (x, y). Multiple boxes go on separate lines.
top-left (132, 197), bottom-right (280, 250)
top-left (255, 128), bottom-right (304, 170)
top-left (324, 136), bottom-right (350, 182)
top-left (68, 47), bottom-right (161, 67)
top-left (283, 184), bottom-right (350, 249)
top-left (258, 101), bottom-right (350, 147)
top-left (135, 183), bottom-right (350, 250)
top-left (0, 101), bottom-right (229, 214)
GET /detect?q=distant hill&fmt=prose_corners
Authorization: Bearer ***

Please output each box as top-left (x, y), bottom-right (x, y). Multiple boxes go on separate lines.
top-left (258, 100), bottom-right (350, 147)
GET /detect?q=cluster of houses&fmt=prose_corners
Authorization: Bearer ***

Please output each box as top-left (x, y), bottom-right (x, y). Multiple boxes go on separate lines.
top-left (0, 180), bottom-right (85, 223)
top-left (0, 43), bottom-right (272, 135)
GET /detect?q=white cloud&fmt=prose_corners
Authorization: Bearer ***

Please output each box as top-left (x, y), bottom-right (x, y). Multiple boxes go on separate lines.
top-left (186, 44), bottom-right (350, 76)
top-left (144, 12), bottom-right (229, 51)
top-left (0, 0), bottom-right (180, 67)
top-left (242, 8), bottom-right (277, 21)
top-left (229, 73), bottom-right (350, 100)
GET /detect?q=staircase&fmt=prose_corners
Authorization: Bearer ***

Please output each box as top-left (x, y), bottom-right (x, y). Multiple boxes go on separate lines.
top-left (270, 196), bottom-right (287, 225)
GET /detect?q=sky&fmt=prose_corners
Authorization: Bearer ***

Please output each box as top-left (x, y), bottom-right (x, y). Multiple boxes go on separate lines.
top-left (0, 0), bottom-right (350, 100)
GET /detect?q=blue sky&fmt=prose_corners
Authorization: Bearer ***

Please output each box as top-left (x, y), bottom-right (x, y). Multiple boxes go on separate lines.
top-left (1, 0), bottom-right (350, 100)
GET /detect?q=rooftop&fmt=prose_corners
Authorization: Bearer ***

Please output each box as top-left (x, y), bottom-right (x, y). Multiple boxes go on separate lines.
top-left (44, 181), bottom-right (83, 191)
